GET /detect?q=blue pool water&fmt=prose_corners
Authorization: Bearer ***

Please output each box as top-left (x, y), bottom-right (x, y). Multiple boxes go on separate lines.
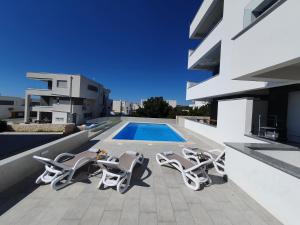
top-left (113, 123), bottom-right (186, 142)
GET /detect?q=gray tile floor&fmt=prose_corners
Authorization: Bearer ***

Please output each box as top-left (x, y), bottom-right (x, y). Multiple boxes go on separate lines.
top-left (0, 119), bottom-right (282, 225)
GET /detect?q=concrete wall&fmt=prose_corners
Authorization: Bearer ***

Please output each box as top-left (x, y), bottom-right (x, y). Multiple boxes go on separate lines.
top-left (184, 98), bottom-right (266, 145)
top-left (0, 130), bottom-right (89, 193)
top-left (52, 111), bottom-right (68, 124)
top-left (226, 146), bottom-right (300, 225)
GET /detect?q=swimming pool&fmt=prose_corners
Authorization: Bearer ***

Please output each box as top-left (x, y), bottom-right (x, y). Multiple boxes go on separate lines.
top-left (113, 122), bottom-right (186, 142)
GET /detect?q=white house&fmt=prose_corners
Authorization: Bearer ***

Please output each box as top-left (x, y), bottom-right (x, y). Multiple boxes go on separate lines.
top-left (0, 96), bottom-right (25, 119)
top-left (185, 1), bottom-right (300, 224)
top-left (24, 72), bottom-right (110, 124)
top-left (112, 100), bottom-right (132, 115)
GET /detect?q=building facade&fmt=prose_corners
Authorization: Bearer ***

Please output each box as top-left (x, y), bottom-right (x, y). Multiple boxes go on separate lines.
top-left (187, 0), bottom-right (300, 143)
top-left (112, 100), bottom-right (131, 115)
top-left (185, 1), bottom-right (300, 224)
top-left (24, 72), bottom-right (110, 124)
top-left (0, 96), bottom-right (25, 119)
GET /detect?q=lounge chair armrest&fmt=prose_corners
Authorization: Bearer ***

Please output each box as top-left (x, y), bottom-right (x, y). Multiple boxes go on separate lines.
top-left (54, 153), bottom-right (75, 162)
top-left (185, 155), bottom-right (200, 164)
top-left (182, 148), bottom-right (198, 157)
top-left (202, 152), bottom-right (214, 159)
top-left (107, 156), bottom-right (118, 162)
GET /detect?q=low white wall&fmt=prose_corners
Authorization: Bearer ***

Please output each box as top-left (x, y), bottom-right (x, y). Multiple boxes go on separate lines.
top-left (184, 98), bottom-right (266, 145)
top-left (184, 119), bottom-right (222, 144)
top-left (226, 146), bottom-right (300, 225)
top-left (0, 130), bottom-right (89, 192)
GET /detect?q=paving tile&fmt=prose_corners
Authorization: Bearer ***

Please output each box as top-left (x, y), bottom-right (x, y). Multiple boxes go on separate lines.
top-left (58, 219), bottom-right (80, 225)
top-left (62, 193), bottom-right (93, 220)
top-left (168, 188), bottom-right (189, 211)
top-left (139, 212), bottom-right (157, 225)
top-left (156, 194), bottom-right (175, 223)
top-left (119, 198), bottom-right (139, 225)
top-left (174, 210), bottom-right (196, 225)
top-left (189, 203), bottom-right (214, 225)
top-left (79, 198), bottom-right (107, 225)
top-left (207, 210), bottom-right (233, 225)
top-left (157, 222), bottom-right (177, 225)
top-left (140, 189), bottom-right (156, 212)
top-left (105, 193), bottom-right (125, 211)
top-left (98, 210), bottom-right (121, 225)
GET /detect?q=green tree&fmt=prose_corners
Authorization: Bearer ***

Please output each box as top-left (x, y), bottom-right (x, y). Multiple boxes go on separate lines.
top-left (135, 97), bottom-right (172, 118)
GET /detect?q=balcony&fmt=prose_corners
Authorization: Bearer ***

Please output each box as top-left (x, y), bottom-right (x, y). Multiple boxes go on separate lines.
top-left (190, 0), bottom-right (224, 39)
top-left (27, 88), bottom-right (54, 97)
top-left (188, 20), bottom-right (222, 70)
top-left (32, 105), bottom-right (54, 112)
top-left (230, 0), bottom-right (300, 81)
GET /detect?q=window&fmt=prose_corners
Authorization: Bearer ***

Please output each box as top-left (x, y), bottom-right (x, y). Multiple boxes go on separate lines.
top-left (252, 0), bottom-right (279, 18)
top-left (244, 0), bottom-right (282, 28)
top-left (88, 84), bottom-right (98, 92)
top-left (72, 98), bottom-right (83, 105)
top-left (0, 100), bottom-right (14, 105)
top-left (57, 80), bottom-right (67, 88)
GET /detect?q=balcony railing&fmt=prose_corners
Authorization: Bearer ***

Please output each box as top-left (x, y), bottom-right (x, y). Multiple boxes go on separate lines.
top-left (189, 18), bottom-right (223, 57)
top-left (187, 74), bottom-right (219, 89)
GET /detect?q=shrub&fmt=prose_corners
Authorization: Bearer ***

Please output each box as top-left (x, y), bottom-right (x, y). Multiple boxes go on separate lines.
top-left (0, 120), bottom-right (7, 132)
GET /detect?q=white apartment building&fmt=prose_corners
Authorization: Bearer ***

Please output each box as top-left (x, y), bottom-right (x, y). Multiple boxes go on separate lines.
top-left (24, 72), bottom-right (110, 124)
top-left (187, 0), bottom-right (300, 143)
top-left (0, 96), bottom-right (25, 119)
top-left (185, 1), bottom-right (300, 224)
top-left (112, 100), bottom-right (131, 115)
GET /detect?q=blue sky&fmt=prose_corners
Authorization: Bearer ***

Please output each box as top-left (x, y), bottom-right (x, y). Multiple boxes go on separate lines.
top-left (0, 0), bottom-right (210, 105)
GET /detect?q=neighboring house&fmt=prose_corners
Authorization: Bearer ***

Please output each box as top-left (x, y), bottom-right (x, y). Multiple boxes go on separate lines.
top-left (112, 100), bottom-right (131, 115)
top-left (166, 100), bottom-right (177, 108)
top-left (0, 96), bottom-right (25, 119)
top-left (131, 103), bottom-right (140, 112)
top-left (189, 100), bottom-right (207, 109)
top-left (24, 72), bottom-right (110, 124)
top-left (186, 0), bottom-right (300, 144)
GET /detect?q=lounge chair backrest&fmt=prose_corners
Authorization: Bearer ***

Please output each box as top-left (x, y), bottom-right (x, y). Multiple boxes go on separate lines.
top-left (118, 153), bottom-right (138, 171)
top-left (33, 156), bottom-right (70, 171)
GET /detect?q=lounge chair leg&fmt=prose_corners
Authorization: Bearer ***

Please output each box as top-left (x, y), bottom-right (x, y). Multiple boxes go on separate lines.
top-left (51, 172), bottom-right (72, 190)
top-left (117, 174), bottom-right (130, 194)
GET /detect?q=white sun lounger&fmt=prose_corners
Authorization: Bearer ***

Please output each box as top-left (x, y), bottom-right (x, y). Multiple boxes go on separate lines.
top-left (182, 147), bottom-right (226, 178)
top-left (156, 149), bottom-right (213, 191)
top-left (33, 150), bottom-right (98, 190)
top-left (97, 151), bottom-right (144, 193)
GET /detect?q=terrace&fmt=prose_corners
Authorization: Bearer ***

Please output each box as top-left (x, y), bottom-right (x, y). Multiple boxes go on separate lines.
top-left (0, 118), bottom-right (281, 225)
